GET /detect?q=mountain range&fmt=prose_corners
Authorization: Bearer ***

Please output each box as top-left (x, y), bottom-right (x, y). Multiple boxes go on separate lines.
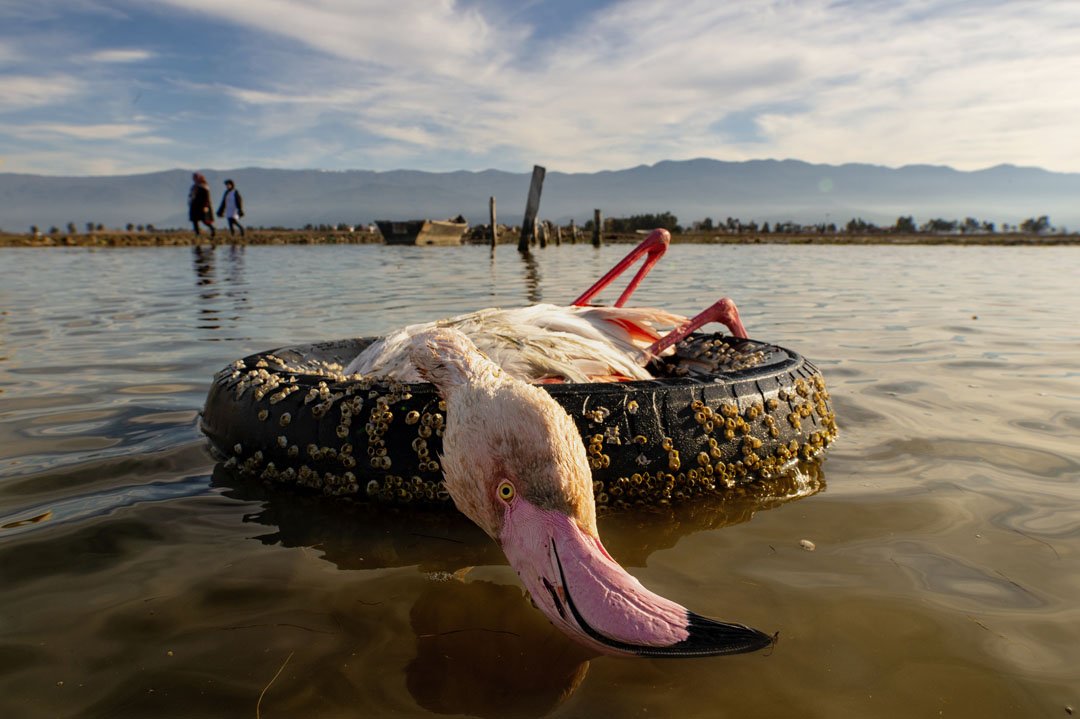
top-left (2, 159), bottom-right (1078, 232)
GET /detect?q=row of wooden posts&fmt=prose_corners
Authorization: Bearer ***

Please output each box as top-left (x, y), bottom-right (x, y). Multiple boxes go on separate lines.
top-left (487, 164), bottom-right (604, 252)
top-left (487, 198), bottom-right (603, 251)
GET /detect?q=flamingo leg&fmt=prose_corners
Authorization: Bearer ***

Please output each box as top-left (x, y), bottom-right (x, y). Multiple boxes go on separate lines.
top-left (571, 228), bottom-right (670, 307)
top-left (644, 297), bottom-right (748, 358)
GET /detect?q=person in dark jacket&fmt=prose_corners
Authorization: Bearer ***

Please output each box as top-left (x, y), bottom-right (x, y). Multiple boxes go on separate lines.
top-left (188, 173), bottom-right (215, 237)
top-left (216, 179), bottom-right (245, 236)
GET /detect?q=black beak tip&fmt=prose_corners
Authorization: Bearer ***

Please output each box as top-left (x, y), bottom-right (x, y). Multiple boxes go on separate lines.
top-left (633, 612), bottom-right (775, 659)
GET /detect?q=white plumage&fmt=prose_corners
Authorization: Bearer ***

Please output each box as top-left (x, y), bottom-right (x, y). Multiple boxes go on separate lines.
top-left (343, 303), bottom-right (687, 383)
top-left (344, 228), bottom-right (749, 384)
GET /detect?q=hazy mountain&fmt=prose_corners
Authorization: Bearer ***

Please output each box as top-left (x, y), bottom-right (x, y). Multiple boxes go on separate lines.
top-left (2, 159), bottom-right (1078, 232)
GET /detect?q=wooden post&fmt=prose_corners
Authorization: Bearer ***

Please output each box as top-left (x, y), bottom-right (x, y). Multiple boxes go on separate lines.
top-left (555, 224), bottom-right (562, 246)
top-left (489, 196), bottom-right (497, 251)
top-left (593, 209), bottom-right (602, 247)
top-left (569, 219), bottom-right (576, 244)
top-left (539, 220), bottom-right (547, 248)
top-left (519, 165), bottom-right (546, 252)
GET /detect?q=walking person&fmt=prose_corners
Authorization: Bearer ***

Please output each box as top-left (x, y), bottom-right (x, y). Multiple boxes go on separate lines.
top-left (188, 173), bottom-right (215, 237)
top-left (216, 178), bottom-right (245, 237)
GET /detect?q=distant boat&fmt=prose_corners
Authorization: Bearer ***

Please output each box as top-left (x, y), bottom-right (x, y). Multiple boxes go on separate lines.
top-left (376, 217), bottom-right (468, 246)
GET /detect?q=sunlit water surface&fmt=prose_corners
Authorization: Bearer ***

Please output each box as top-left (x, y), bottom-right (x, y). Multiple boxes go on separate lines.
top-left (1, 244), bottom-right (1078, 718)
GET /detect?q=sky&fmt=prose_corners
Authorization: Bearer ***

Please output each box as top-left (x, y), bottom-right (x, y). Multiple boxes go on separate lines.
top-left (2, 0), bottom-right (1079, 177)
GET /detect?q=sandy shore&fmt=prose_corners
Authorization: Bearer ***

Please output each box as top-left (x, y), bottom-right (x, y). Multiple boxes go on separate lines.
top-left (2, 228), bottom-right (1078, 247)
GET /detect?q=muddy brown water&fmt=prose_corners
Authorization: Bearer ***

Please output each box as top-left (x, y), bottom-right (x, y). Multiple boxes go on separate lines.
top-left (1, 244), bottom-right (1077, 718)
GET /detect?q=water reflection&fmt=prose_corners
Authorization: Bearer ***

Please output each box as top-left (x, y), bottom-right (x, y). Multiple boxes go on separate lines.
top-left (0, 474), bottom-right (210, 539)
top-left (211, 461), bottom-right (824, 572)
top-left (0, 308), bottom-right (10, 374)
top-left (407, 579), bottom-right (593, 718)
top-left (192, 244), bottom-right (215, 287)
top-left (211, 461), bottom-right (824, 717)
top-left (518, 250), bottom-right (542, 305)
top-left (190, 244), bottom-right (248, 340)
top-left (210, 463), bottom-right (503, 571)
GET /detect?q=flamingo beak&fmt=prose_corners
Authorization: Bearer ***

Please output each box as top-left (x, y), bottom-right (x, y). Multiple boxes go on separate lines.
top-left (498, 497), bottom-right (773, 658)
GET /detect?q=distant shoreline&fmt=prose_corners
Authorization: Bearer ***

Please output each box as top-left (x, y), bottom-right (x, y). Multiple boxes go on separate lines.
top-left (2, 228), bottom-right (1078, 248)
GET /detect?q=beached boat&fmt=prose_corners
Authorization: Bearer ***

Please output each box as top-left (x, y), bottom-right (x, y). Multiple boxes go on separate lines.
top-left (376, 218), bottom-right (468, 245)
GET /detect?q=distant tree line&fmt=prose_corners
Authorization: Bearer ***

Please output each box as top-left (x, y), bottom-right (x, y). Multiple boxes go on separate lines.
top-left (18, 213), bottom-right (1063, 237)
top-left (574, 212), bottom-right (1064, 236)
top-left (582, 212), bottom-right (681, 234)
top-left (684, 214), bottom-right (1061, 235)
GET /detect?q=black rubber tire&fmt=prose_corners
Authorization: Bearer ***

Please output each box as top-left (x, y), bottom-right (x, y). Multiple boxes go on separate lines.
top-left (201, 333), bottom-right (837, 508)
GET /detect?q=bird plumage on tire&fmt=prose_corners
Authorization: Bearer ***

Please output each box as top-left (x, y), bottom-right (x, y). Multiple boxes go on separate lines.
top-left (345, 228), bottom-right (748, 383)
top-left (346, 303), bottom-right (687, 383)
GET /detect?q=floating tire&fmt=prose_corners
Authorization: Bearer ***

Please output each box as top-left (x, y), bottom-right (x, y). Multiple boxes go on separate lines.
top-left (200, 333), bottom-right (837, 508)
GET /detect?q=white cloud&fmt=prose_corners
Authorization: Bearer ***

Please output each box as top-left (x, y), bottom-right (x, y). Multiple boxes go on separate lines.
top-left (480, 0), bottom-right (1080, 172)
top-left (359, 120), bottom-right (441, 149)
top-left (12, 122), bottom-right (161, 140)
top-left (0, 149), bottom-right (168, 176)
top-left (223, 85), bottom-right (371, 106)
top-left (722, 1), bottom-right (1080, 171)
top-left (0, 41), bottom-right (19, 66)
top-left (0, 0), bottom-right (130, 22)
top-left (155, 0), bottom-right (514, 76)
top-left (86, 48), bottom-right (155, 63)
top-left (0, 74), bottom-right (81, 110)
top-left (7, 0), bottom-right (1080, 174)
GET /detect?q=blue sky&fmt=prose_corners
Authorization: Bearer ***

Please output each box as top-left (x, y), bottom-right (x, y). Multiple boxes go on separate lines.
top-left (2, 0), bottom-right (1079, 176)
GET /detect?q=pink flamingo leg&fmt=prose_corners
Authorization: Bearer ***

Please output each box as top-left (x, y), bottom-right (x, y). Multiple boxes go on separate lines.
top-left (572, 228), bottom-right (670, 307)
top-left (645, 297), bottom-right (748, 358)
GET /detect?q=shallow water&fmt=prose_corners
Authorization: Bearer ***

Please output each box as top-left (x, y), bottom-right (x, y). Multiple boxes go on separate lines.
top-left (1, 243), bottom-right (1078, 718)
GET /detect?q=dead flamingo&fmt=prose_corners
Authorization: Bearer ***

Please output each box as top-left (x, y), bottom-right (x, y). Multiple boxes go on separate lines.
top-left (410, 326), bottom-right (773, 657)
top-left (343, 229), bottom-right (749, 383)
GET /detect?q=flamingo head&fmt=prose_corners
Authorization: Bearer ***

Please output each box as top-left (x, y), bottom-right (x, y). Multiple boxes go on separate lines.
top-left (410, 327), bottom-right (773, 658)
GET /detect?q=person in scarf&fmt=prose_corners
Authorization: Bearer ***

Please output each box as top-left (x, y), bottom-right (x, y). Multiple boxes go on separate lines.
top-left (188, 173), bottom-right (215, 237)
top-left (216, 179), bottom-right (245, 237)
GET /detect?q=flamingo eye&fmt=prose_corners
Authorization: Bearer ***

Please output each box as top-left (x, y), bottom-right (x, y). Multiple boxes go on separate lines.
top-left (497, 481), bottom-right (515, 502)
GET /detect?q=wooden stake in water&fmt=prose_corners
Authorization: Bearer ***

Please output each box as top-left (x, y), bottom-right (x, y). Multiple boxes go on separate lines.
top-left (519, 165), bottom-right (546, 252)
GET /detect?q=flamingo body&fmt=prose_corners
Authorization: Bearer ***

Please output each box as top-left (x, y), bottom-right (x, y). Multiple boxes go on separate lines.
top-left (344, 303), bottom-right (687, 383)
top-left (410, 327), bottom-right (773, 657)
top-left (345, 228), bottom-right (749, 384)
